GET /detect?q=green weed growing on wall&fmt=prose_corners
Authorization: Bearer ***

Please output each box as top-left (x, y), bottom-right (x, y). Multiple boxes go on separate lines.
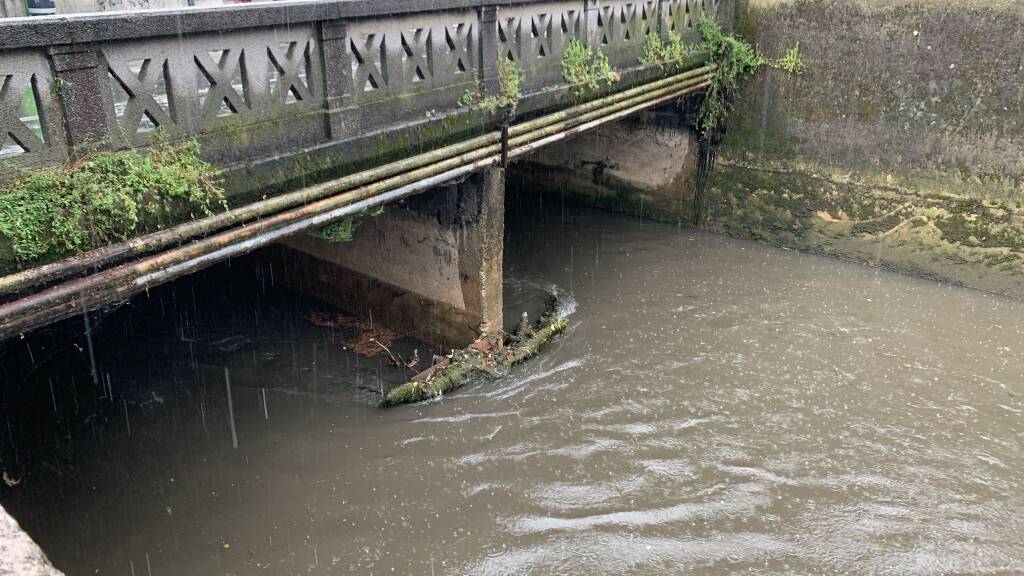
top-left (696, 17), bottom-right (805, 134)
top-left (0, 139), bottom-right (225, 267)
top-left (311, 206), bottom-right (385, 242)
top-left (640, 30), bottom-right (695, 70)
top-left (459, 58), bottom-right (522, 113)
top-left (639, 16), bottom-right (804, 135)
top-left (561, 39), bottom-right (618, 100)
top-left (773, 43), bottom-right (806, 75)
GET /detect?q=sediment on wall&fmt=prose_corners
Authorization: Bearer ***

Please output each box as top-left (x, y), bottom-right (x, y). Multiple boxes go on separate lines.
top-left (706, 157), bottom-right (1024, 299)
top-left (510, 135), bottom-right (1024, 299)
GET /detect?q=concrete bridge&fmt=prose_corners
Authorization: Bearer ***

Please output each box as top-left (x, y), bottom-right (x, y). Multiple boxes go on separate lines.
top-left (0, 0), bottom-right (731, 350)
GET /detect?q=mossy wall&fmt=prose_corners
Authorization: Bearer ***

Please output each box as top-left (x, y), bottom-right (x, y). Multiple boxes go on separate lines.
top-left (710, 0), bottom-right (1024, 298)
top-left (730, 0), bottom-right (1024, 194)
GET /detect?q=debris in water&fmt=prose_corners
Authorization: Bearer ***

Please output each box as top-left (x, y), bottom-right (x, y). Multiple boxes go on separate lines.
top-left (405, 348), bottom-right (420, 371)
top-left (513, 312), bottom-right (531, 340)
top-left (307, 311), bottom-right (398, 357)
top-left (382, 297), bottom-right (568, 407)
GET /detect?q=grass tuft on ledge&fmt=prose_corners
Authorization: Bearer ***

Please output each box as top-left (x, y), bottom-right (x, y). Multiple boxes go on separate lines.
top-left (0, 139), bottom-right (225, 271)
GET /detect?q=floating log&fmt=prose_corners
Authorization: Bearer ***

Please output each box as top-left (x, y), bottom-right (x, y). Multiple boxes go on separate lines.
top-left (381, 312), bottom-right (568, 408)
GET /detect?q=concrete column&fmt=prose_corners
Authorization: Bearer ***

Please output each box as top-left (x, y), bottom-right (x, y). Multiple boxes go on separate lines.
top-left (477, 5), bottom-right (499, 97)
top-left (47, 44), bottom-right (107, 156)
top-left (274, 167), bottom-right (505, 351)
top-left (318, 20), bottom-right (359, 139)
top-left (463, 166), bottom-right (505, 337)
top-left (582, 0), bottom-right (600, 48)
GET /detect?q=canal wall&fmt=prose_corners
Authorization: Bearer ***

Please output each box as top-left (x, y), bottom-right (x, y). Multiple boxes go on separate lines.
top-left (713, 0), bottom-right (1024, 298)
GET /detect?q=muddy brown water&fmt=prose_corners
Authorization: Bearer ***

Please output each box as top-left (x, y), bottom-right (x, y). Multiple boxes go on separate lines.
top-left (2, 199), bottom-right (1024, 575)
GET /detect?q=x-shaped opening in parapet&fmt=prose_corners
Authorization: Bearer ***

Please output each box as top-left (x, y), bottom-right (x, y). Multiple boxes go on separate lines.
top-left (351, 33), bottom-right (386, 92)
top-left (529, 13), bottom-right (553, 59)
top-left (268, 41), bottom-right (312, 104)
top-left (445, 23), bottom-right (473, 75)
top-left (401, 28), bottom-right (432, 83)
top-left (498, 16), bottom-right (521, 62)
top-left (0, 73), bottom-right (44, 153)
top-left (108, 57), bottom-right (175, 134)
top-left (194, 48), bottom-right (249, 118)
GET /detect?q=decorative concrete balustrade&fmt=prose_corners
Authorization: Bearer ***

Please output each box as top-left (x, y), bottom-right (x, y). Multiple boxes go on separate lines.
top-left (0, 0), bottom-right (730, 195)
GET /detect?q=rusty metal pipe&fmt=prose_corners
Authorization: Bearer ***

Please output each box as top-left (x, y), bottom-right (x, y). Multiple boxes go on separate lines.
top-left (0, 77), bottom-right (711, 339)
top-left (142, 79), bottom-right (715, 289)
top-left (0, 64), bottom-right (716, 297)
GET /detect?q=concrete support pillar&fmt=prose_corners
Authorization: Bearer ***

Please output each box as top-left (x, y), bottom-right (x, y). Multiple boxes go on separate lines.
top-left (464, 167), bottom-right (505, 337)
top-left (275, 167), bottom-right (505, 351)
top-left (477, 5), bottom-right (499, 97)
top-left (318, 20), bottom-right (358, 139)
top-left (47, 44), bottom-right (107, 156)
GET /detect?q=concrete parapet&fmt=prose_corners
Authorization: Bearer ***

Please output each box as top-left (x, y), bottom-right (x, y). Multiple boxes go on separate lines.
top-left (0, 0), bottom-right (733, 194)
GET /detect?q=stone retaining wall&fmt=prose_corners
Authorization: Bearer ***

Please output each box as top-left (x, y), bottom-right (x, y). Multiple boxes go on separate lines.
top-left (712, 0), bottom-right (1024, 297)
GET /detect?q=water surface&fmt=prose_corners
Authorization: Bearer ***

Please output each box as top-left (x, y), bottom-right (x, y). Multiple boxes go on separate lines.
top-left (2, 200), bottom-right (1023, 575)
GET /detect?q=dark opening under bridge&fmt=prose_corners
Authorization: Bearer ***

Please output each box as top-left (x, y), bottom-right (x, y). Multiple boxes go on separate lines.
top-left (0, 0), bottom-right (731, 347)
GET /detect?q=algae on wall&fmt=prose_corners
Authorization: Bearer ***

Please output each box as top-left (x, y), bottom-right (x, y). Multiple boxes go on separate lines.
top-left (707, 161), bottom-right (1024, 298)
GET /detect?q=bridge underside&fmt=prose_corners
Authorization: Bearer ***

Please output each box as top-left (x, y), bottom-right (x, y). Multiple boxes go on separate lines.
top-left (510, 109), bottom-right (701, 223)
top-left (273, 168), bottom-right (505, 351)
top-left (0, 68), bottom-right (714, 342)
